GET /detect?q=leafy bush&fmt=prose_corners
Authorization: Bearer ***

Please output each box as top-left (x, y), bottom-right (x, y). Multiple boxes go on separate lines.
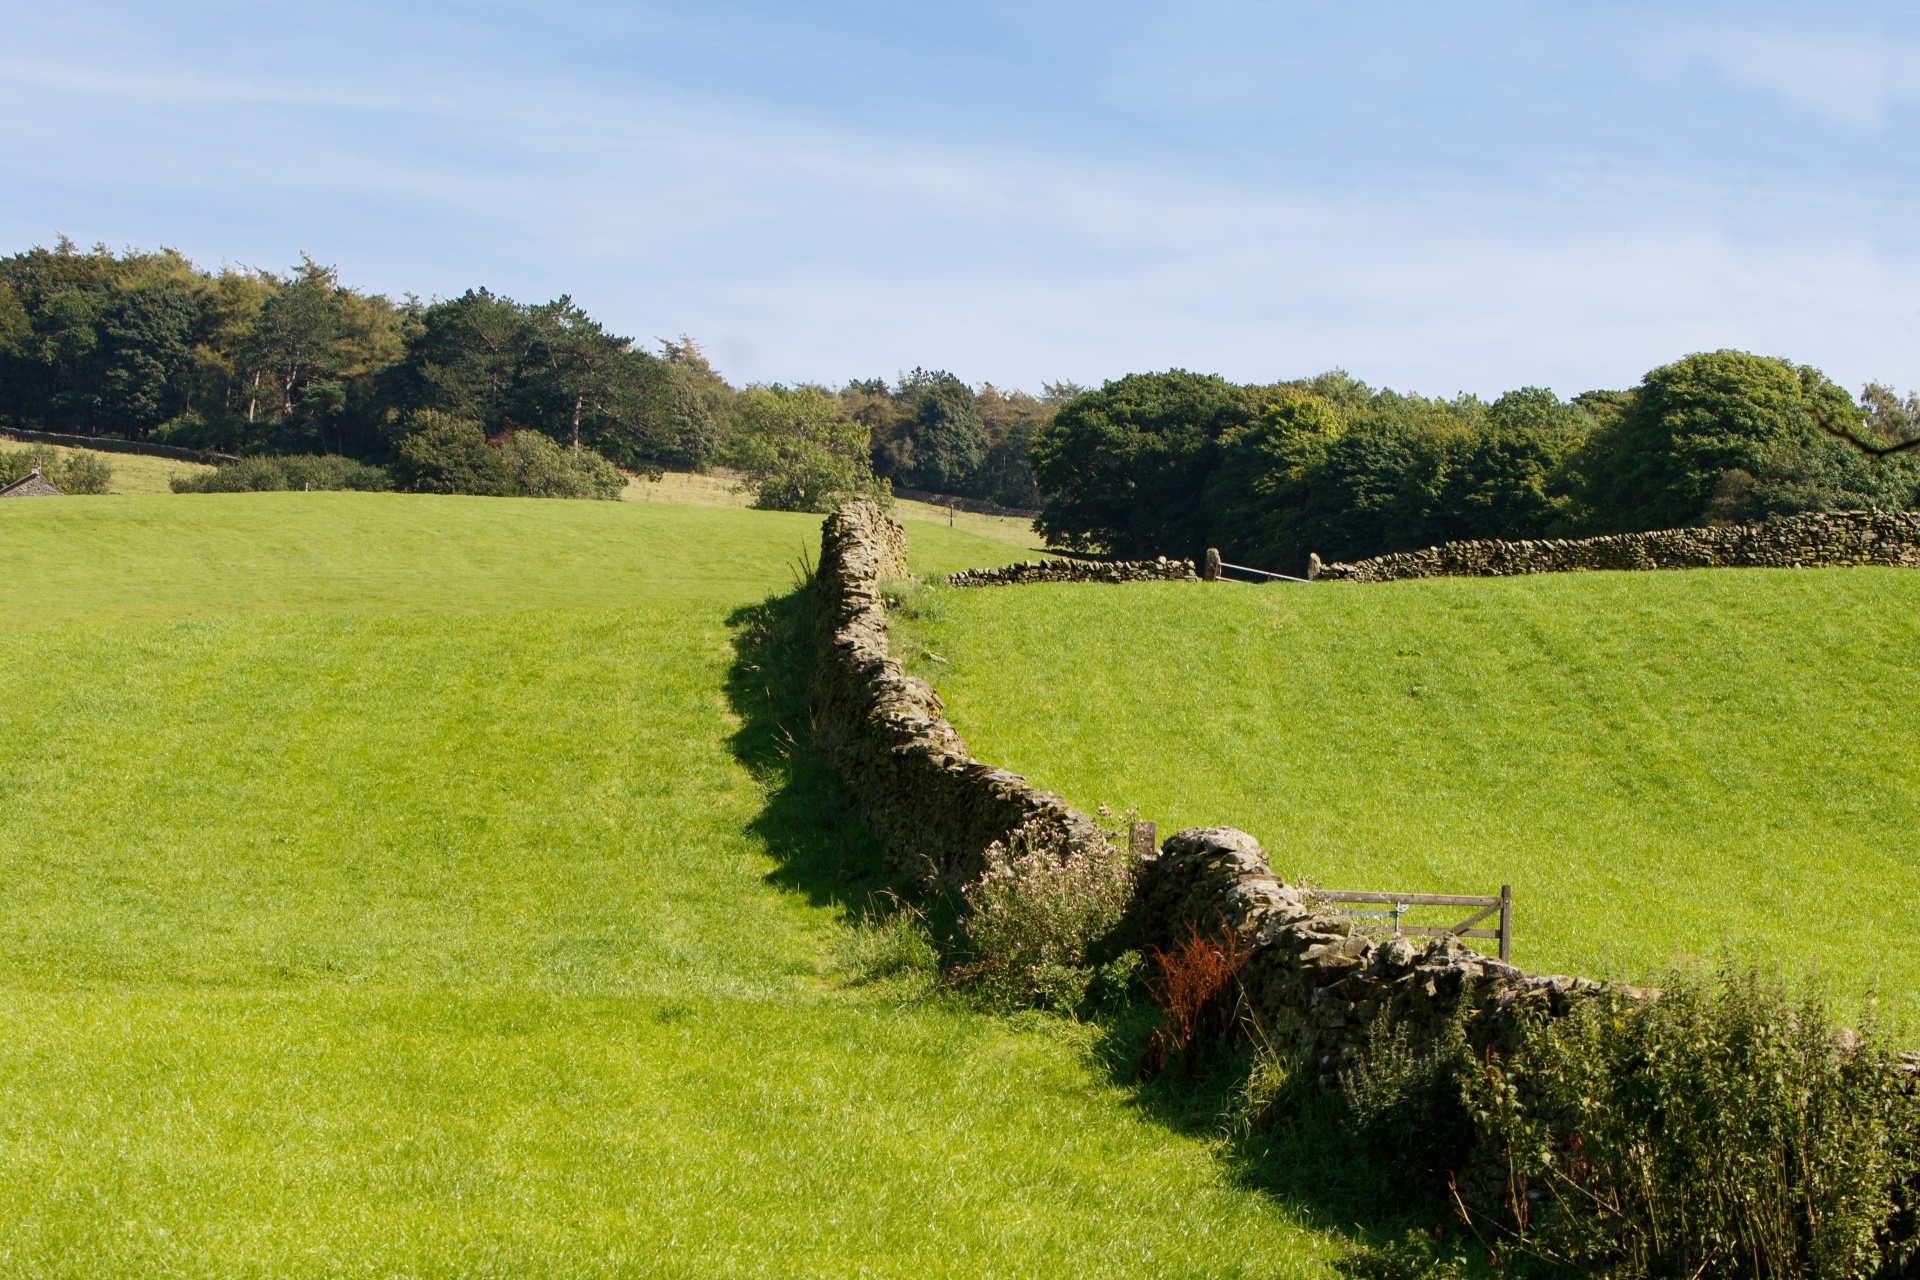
top-left (1463, 963), bottom-right (1920, 1279)
top-left (170, 454), bottom-right (391, 493)
top-left (45, 449), bottom-right (114, 494)
top-left (728, 384), bottom-right (889, 513)
top-left (0, 447), bottom-right (112, 494)
top-left (389, 412), bottom-right (512, 495)
top-left (496, 429), bottom-right (624, 499)
top-left (388, 412), bottom-right (625, 499)
top-left (950, 819), bottom-right (1136, 1010)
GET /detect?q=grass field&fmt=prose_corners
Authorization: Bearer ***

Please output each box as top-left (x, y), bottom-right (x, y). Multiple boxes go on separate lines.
top-left (0, 493), bottom-right (1329, 1277)
top-left (903, 569), bottom-right (1920, 1015)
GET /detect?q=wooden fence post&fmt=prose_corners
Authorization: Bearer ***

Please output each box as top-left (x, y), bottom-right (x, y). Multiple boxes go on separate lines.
top-left (1203, 548), bottom-right (1221, 581)
top-left (1499, 884), bottom-right (1512, 963)
top-left (1129, 820), bottom-right (1157, 860)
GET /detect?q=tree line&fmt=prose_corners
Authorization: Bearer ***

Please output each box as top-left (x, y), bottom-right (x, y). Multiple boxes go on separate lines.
top-left (1031, 357), bottom-right (1920, 572)
top-left (0, 240), bottom-right (1065, 505)
top-left (8, 241), bottom-right (1916, 543)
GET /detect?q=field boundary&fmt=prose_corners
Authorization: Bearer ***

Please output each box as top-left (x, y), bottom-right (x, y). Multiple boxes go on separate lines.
top-left (0, 427), bottom-right (235, 465)
top-left (1313, 507), bottom-right (1920, 583)
top-left (813, 500), bottom-right (1109, 883)
top-left (813, 499), bottom-right (1605, 1069)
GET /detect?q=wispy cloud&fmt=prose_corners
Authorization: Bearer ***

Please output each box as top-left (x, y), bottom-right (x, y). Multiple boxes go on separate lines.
top-left (3, 1), bottom-right (1919, 398)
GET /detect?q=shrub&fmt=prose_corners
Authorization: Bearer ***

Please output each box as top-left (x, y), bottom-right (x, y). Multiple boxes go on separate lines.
top-left (45, 450), bottom-right (113, 494)
top-left (389, 413), bottom-right (625, 499)
top-left (950, 819), bottom-right (1136, 1010)
top-left (170, 455), bottom-right (391, 493)
top-left (0, 447), bottom-right (112, 494)
top-left (1460, 963), bottom-right (1920, 1278)
top-left (390, 412), bottom-right (512, 495)
top-left (496, 429), bottom-right (624, 499)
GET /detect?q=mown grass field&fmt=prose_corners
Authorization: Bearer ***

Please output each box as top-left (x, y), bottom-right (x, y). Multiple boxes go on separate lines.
top-left (0, 493), bottom-right (1330, 1278)
top-left (904, 568), bottom-right (1920, 1013)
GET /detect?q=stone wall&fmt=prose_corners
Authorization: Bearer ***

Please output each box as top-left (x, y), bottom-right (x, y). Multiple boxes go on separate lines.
top-left (1136, 827), bottom-right (1605, 1080)
top-left (815, 498), bottom-right (1602, 1067)
top-left (947, 556), bottom-right (1198, 588)
top-left (0, 427), bottom-right (236, 465)
top-left (1315, 508), bottom-right (1920, 584)
top-left (813, 500), bottom-right (1108, 882)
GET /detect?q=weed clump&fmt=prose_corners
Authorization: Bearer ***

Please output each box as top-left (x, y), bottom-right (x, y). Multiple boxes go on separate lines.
top-left (1138, 921), bottom-right (1248, 1076)
top-left (838, 895), bottom-right (940, 988)
top-left (950, 818), bottom-right (1136, 1010)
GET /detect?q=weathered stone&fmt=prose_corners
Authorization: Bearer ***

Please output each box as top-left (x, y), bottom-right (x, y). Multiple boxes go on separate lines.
top-left (945, 557), bottom-right (1199, 588)
top-left (815, 501), bottom-right (1110, 882)
top-left (1316, 509), bottom-right (1920, 583)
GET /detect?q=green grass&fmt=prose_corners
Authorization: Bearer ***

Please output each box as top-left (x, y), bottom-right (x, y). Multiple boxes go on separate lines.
top-left (904, 569), bottom-right (1920, 1013)
top-left (0, 493), bottom-right (1330, 1277)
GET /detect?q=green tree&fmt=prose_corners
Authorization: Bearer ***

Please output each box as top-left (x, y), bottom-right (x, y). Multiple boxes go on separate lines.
top-left (639, 336), bottom-right (734, 469)
top-left (903, 371), bottom-right (987, 492)
top-left (89, 284), bottom-right (199, 436)
top-left (389, 289), bottom-right (533, 433)
top-left (515, 298), bottom-right (640, 455)
top-left (1566, 350), bottom-right (1917, 531)
top-left (728, 385), bottom-right (887, 512)
top-left (1031, 370), bottom-right (1259, 556)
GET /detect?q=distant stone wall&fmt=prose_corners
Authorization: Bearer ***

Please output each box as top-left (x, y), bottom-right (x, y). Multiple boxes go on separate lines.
top-left (813, 500), bottom-right (1108, 882)
top-left (0, 428), bottom-right (235, 465)
top-left (1315, 509), bottom-right (1920, 584)
top-left (891, 486), bottom-right (1040, 519)
top-left (947, 556), bottom-right (1198, 588)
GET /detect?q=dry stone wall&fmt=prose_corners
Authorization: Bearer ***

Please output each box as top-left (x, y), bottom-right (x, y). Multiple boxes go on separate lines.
top-left (813, 500), bottom-right (1108, 882)
top-left (947, 556), bottom-right (1198, 588)
top-left (815, 499), bottom-right (1603, 1067)
top-left (1315, 508), bottom-right (1920, 584)
top-left (1137, 827), bottom-right (1604, 1079)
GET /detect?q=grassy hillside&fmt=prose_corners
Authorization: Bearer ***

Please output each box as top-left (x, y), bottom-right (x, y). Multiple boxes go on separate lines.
top-left (904, 568), bottom-right (1920, 1012)
top-left (0, 494), bottom-right (1327, 1277)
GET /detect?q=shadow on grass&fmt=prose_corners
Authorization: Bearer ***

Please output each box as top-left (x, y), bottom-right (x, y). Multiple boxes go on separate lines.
top-left (724, 575), bottom-right (1465, 1267)
top-left (724, 575), bottom-right (893, 915)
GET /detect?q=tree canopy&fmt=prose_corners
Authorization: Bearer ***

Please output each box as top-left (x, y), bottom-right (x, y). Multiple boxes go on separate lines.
top-left (0, 242), bottom-right (734, 473)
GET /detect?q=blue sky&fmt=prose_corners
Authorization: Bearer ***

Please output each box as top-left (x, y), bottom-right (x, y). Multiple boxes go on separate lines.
top-left (3, 1), bottom-right (1918, 398)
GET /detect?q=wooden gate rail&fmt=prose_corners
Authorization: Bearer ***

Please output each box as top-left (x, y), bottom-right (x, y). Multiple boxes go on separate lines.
top-left (1125, 823), bottom-right (1513, 963)
top-left (1312, 886), bottom-right (1512, 963)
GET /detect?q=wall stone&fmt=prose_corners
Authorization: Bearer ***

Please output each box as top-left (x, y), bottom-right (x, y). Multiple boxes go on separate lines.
top-left (813, 500), bottom-right (1108, 882)
top-left (1137, 827), bottom-right (1606, 1080)
top-left (946, 556), bottom-right (1198, 588)
top-left (1315, 508), bottom-right (1920, 584)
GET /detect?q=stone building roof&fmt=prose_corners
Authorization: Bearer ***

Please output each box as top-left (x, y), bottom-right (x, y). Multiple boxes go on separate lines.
top-left (0, 468), bottom-right (66, 498)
